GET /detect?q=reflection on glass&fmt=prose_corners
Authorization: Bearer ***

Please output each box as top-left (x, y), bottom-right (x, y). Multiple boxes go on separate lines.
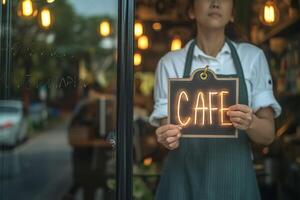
top-left (40, 7), bottom-right (52, 29)
top-left (135, 22), bottom-right (143, 37)
top-left (17, 0), bottom-right (37, 18)
top-left (1, 0), bottom-right (118, 199)
top-left (99, 20), bottom-right (111, 37)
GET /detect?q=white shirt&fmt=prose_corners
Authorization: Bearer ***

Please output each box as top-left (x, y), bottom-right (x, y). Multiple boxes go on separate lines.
top-left (149, 40), bottom-right (282, 127)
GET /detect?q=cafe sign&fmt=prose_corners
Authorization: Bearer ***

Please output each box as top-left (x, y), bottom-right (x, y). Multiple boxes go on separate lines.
top-left (168, 66), bottom-right (239, 138)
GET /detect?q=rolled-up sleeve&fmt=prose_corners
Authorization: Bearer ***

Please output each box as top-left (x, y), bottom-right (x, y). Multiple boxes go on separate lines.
top-left (149, 58), bottom-right (169, 127)
top-left (250, 50), bottom-right (281, 118)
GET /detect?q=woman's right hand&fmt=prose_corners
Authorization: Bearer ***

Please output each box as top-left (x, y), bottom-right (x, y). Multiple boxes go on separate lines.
top-left (156, 124), bottom-right (182, 150)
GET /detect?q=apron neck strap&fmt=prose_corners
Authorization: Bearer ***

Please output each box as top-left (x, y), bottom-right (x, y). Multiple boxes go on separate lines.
top-left (183, 40), bottom-right (196, 78)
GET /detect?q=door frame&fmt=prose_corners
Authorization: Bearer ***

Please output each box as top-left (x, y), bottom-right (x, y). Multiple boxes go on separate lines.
top-left (116, 0), bottom-right (134, 199)
top-left (0, 0), bottom-right (12, 99)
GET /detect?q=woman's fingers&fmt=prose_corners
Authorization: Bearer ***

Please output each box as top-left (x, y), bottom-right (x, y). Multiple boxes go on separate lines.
top-left (232, 122), bottom-right (242, 130)
top-left (228, 104), bottom-right (251, 113)
top-left (227, 110), bottom-right (248, 120)
top-left (230, 117), bottom-right (251, 130)
top-left (156, 124), bottom-right (182, 150)
top-left (157, 128), bottom-right (179, 142)
top-left (230, 116), bottom-right (244, 124)
top-left (168, 141), bottom-right (179, 150)
top-left (156, 124), bottom-right (179, 136)
top-left (166, 135), bottom-right (180, 143)
top-left (227, 104), bottom-right (254, 130)
top-left (156, 125), bottom-right (181, 139)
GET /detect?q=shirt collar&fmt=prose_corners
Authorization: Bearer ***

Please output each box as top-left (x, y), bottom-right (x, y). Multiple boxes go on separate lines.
top-left (184, 39), bottom-right (231, 59)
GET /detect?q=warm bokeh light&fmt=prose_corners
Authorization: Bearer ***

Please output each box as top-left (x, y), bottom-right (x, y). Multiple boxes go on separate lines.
top-left (259, 0), bottom-right (280, 26)
top-left (134, 53), bottom-right (142, 66)
top-left (99, 20), bottom-right (111, 37)
top-left (152, 22), bottom-right (162, 31)
top-left (134, 22), bottom-right (143, 37)
top-left (23, 0), bottom-right (33, 16)
top-left (2, 0), bottom-right (6, 5)
top-left (171, 37), bottom-right (182, 51)
top-left (18, 0), bottom-right (37, 18)
top-left (46, 0), bottom-right (55, 3)
top-left (264, 4), bottom-right (275, 23)
top-left (138, 35), bottom-right (149, 50)
top-left (40, 7), bottom-right (52, 29)
top-left (143, 157), bottom-right (152, 166)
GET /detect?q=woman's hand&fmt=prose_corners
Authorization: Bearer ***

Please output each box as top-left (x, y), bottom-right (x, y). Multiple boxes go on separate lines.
top-left (156, 124), bottom-right (182, 150)
top-left (227, 104), bottom-right (254, 131)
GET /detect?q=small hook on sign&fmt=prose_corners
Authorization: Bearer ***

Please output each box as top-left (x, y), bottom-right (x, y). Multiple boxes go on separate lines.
top-left (200, 65), bottom-right (209, 80)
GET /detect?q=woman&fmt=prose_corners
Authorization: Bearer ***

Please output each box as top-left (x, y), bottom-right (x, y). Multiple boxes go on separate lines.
top-left (149, 0), bottom-right (282, 199)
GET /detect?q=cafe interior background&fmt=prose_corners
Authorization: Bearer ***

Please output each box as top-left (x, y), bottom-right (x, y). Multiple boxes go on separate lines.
top-left (0, 0), bottom-right (300, 199)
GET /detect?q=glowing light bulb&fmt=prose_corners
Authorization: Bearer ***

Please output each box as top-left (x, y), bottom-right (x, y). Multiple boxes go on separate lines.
top-left (135, 22), bottom-right (143, 37)
top-left (99, 20), bottom-right (111, 37)
top-left (138, 35), bottom-right (149, 50)
top-left (40, 7), bottom-right (52, 29)
top-left (18, 0), bottom-right (38, 18)
top-left (152, 22), bottom-right (162, 31)
top-left (259, 0), bottom-right (280, 26)
top-left (171, 37), bottom-right (182, 51)
top-left (134, 53), bottom-right (142, 66)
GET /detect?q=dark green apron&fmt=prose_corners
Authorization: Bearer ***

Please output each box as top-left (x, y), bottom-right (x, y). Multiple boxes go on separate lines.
top-left (155, 39), bottom-right (261, 200)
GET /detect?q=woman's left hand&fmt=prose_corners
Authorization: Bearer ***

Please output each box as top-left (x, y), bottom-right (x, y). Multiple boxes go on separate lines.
top-left (227, 104), bottom-right (254, 130)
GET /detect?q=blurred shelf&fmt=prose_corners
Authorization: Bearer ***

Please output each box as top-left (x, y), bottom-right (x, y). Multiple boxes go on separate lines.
top-left (258, 16), bottom-right (300, 45)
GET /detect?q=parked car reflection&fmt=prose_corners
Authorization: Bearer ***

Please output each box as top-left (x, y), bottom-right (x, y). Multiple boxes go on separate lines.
top-left (0, 100), bottom-right (27, 147)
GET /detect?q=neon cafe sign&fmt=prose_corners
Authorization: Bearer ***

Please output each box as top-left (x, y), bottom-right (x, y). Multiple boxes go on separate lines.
top-left (168, 68), bottom-right (239, 138)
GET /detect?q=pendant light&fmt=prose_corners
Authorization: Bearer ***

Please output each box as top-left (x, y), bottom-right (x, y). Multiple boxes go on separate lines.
top-left (134, 53), bottom-right (142, 66)
top-left (171, 37), bottom-right (182, 51)
top-left (138, 35), bottom-right (149, 50)
top-left (39, 7), bottom-right (53, 29)
top-left (135, 22), bottom-right (143, 38)
top-left (17, 0), bottom-right (38, 19)
top-left (259, 0), bottom-right (280, 26)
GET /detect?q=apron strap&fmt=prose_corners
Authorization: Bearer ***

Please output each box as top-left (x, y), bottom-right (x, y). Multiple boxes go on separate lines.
top-left (183, 38), bottom-right (249, 105)
top-left (183, 40), bottom-right (196, 78)
top-left (225, 38), bottom-right (249, 105)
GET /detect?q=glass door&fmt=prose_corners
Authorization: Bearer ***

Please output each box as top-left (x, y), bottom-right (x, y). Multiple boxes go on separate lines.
top-left (0, 0), bottom-right (134, 199)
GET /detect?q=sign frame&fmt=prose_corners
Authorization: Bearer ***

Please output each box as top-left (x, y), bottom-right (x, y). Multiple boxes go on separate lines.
top-left (168, 67), bottom-right (239, 138)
